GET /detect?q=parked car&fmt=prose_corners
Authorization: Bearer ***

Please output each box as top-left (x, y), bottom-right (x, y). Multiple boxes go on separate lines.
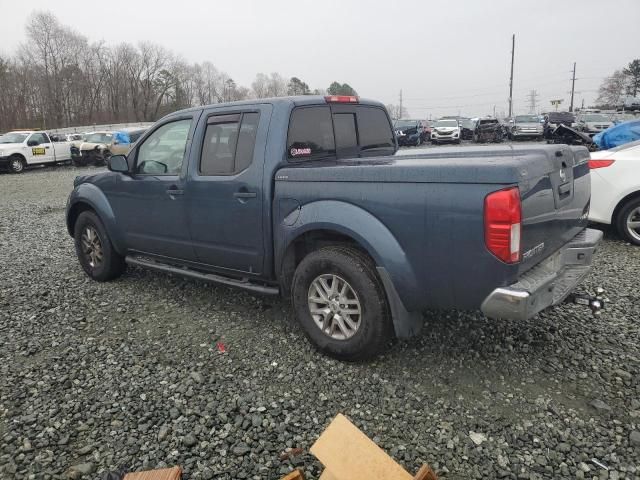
top-left (610, 112), bottom-right (639, 125)
top-left (508, 114), bottom-right (543, 140)
top-left (66, 95), bottom-right (601, 360)
top-left (544, 112), bottom-right (576, 139)
top-left (430, 119), bottom-right (461, 144)
top-left (588, 139), bottom-right (640, 244)
top-left (393, 119), bottom-right (425, 147)
top-left (617, 96), bottom-right (640, 112)
top-left (460, 119), bottom-right (476, 140)
top-left (111, 127), bottom-right (149, 156)
top-left (71, 131), bottom-right (115, 166)
top-left (576, 113), bottom-right (613, 136)
top-left (472, 118), bottom-right (503, 143)
top-left (0, 130), bottom-right (72, 173)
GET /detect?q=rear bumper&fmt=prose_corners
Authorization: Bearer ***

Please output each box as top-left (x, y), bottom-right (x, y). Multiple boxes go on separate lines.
top-left (481, 228), bottom-right (603, 320)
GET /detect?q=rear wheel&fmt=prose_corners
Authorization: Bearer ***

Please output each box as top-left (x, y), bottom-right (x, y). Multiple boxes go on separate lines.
top-left (291, 246), bottom-right (393, 361)
top-left (616, 198), bottom-right (640, 246)
top-left (74, 211), bottom-right (126, 281)
top-left (8, 155), bottom-right (26, 173)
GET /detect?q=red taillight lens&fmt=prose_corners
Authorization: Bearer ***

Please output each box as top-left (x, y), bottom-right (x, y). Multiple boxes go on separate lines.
top-left (588, 159), bottom-right (615, 169)
top-left (324, 95), bottom-right (359, 103)
top-left (484, 187), bottom-right (522, 263)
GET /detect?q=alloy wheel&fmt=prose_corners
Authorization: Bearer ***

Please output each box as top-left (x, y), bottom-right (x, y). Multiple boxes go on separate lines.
top-left (81, 226), bottom-right (103, 268)
top-left (308, 274), bottom-right (362, 340)
top-left (626, 207), bottom-right (640, 243)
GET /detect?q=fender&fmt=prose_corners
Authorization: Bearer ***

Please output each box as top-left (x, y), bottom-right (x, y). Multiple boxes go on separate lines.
top-left (66, 183), bottom-right (126, 254)
top-left (276, 200), bottom-right (423, 337)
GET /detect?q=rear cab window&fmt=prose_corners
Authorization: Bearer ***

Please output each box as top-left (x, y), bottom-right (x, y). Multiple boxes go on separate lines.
top-left (287, 104), bottom-right (395, 161)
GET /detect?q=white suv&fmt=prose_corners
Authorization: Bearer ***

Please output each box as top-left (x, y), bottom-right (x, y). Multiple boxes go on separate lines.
top-left (431, 119), bottom-right (461, 144)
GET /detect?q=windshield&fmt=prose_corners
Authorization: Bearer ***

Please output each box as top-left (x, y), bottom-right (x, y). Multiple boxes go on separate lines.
top-left (84, 133), bottom-right (113, 143)
top-left (548, 113), bottom-right (575, 122)
top-left (584, 114), bottom-right (609, 122)
top-left (394, 120), bottom-right (417, 129)
top-left (0, 132), bottom-right (28, 144)
top-left (515, 115), bottom-right (539, 123)
top-left (434, 120), bottom-right (458, 128)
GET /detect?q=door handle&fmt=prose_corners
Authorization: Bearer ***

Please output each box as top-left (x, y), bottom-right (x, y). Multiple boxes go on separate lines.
top-left (45, 146), bottom-right (50, 149)
top-left (233, 191), bottom-right (257, 199)
top-left (166, 187), bottom-right (184, 196)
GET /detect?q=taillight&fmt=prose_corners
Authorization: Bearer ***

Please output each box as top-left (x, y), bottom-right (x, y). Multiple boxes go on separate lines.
top-left (588, 159), bottom-right (615, 169)
top-left (484, 187), bottom-right (522, 263)
top-left (324, 95), bottom-right (359, 103)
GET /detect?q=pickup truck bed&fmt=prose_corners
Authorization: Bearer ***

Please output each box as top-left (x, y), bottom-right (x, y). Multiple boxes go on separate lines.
top-left (66, 96), bottom-right (601, 360)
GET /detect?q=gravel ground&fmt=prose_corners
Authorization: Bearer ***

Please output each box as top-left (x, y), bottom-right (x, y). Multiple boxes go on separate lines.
top-left (1, 163), bottom-right (639, 480)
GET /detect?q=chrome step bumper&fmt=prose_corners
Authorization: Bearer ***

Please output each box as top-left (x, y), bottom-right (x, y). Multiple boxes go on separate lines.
top-left (480, 228), bottom-right (603, 320)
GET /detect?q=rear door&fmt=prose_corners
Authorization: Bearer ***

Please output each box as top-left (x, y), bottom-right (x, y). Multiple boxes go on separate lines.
top-left (186, 104), bottom-right (271, 274)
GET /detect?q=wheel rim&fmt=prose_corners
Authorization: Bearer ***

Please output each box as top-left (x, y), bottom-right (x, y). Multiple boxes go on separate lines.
top-left (308, 274), bottom-right (362, 340)
top-left (81, 226), bottom-right (103, 268)
top-left (626, 207), bottom-right (640, 242)
top-left (11, 158), bottom-right (23, 172)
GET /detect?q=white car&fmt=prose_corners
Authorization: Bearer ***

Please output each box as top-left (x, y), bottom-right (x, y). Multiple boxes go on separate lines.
top-left (431, 119), bottom-right (461, 144)
top-left (589, 139), bottom-right (640, 244)
top-left (0, 131), bottom-right (72, 173)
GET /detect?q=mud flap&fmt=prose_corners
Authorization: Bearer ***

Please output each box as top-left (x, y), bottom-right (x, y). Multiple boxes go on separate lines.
top-left (376, 267), bottom-right (423, 338)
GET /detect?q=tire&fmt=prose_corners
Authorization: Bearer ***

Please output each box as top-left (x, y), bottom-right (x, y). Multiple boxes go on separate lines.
top-left (8, 155), bottom-right (26, 173)
top-left (291, 246), bottom-right (393, 361)
top-left (616, 197), bottom-right (640, 246)
top-left (73, 211), bottom-right (126, 281)
top-left (455, 138), bottom-right (461, 144)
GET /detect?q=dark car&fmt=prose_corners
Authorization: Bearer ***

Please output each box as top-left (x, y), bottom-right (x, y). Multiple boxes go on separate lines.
top-left (393, 119), bottom-right (425, 147)
top-left (472, 118), bottom-right (503, 143)
top-left (544, 112), bottom-right (576, 139)
top-left (460, 119), bottom-right (476, 140)
top-left (66, 95), bottom-right (601, 360)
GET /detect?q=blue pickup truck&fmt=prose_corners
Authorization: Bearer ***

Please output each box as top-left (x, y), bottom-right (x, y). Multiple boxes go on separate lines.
top-left (66, 95), bottom-right (602, 360)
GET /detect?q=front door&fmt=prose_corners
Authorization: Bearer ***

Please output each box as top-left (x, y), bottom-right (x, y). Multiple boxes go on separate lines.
top-left (186, 105), bottom-right (271, 275)
top-left (107, 116), bottom-right (198, 261)
top-left (26, 132), bottom-right (54, 164)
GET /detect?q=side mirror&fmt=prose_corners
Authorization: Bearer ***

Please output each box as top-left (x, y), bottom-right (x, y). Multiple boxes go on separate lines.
top-left (107, 155), bottom-right (129, 173)
top-left (27, 139), bottom-right (39, 146)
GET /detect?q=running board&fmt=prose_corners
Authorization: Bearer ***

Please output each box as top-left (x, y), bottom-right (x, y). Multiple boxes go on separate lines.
top-left (125, 256), bottom-right (280, 295)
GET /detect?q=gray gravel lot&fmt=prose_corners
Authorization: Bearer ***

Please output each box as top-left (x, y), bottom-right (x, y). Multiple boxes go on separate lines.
top-left (1, 159), bottom-right (639, 480)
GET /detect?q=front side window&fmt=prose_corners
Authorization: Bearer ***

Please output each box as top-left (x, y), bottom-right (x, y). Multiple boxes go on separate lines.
top-left (137, 119), bottom-right (191, 175)
top-left (200, 112), bottom-right (260, 176)
top-left (29, 133), bottom-right (49, 145)
top-left (287, 106), bottom-right (335, 160)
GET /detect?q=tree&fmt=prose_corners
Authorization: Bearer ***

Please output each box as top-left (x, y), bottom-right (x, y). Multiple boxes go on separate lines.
top-left (596, 70), bottom-right (629, 107)
top-left (327, 81), bottom-right (357, 96)
top-left (623, 59), bottom-right (640, 97)
top-left (287, 76), bottom-right (310, 96)
top-left (385, 104), bottom-right (409, 120)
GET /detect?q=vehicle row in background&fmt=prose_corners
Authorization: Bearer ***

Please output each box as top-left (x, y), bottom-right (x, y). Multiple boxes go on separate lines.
top-left (0, 126), bottom-right (149, 172)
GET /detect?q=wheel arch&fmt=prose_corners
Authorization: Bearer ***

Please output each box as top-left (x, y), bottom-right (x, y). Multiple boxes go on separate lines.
top-left (66, 184), bottom-right (125, 254)
top-left (612, 189), bottom-right (640, 224)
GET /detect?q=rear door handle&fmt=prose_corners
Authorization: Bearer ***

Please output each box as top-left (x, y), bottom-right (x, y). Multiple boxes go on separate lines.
top-left (166, 187), bottom-right (184, 196)
top-left (233, 191), bottom-right (257, 199)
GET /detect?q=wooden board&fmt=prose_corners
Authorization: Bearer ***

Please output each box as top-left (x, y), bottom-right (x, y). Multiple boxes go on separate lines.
top-left (124, 466), bottom-right (181, 480)
top-left (310, 414), bottom-right (413, 480)
top-left (280, 469), bottom-right (305, 480)
top-left (319, 471), bottom-right (339, 480)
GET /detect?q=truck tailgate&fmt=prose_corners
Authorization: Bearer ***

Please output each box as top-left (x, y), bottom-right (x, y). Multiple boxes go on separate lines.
top-left (517, 145), bottom-right (590, 274)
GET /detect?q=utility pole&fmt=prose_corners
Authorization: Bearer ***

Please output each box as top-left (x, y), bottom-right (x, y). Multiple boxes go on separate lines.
top-left (527, 89), bottom-right (539, 114)
top-left (399, 89), bottom-right (403, 119)
top-left (569, 62), bottom-right (576, 112)
top-left (508, 34), bottom-right (515, 118)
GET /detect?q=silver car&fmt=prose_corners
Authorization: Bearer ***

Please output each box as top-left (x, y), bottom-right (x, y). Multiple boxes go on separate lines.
top-left (576, 113), bottom-right (613, 136)
top-left (508, 114), bottom-right (543, 140)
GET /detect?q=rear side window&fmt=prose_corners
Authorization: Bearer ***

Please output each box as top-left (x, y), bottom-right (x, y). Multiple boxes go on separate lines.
top-left (357, 107), bottom-right (395, 152)
top-left (287, 105), bottom-right (395, 161)
top-left (287, 107), bottom-right (335, 160)
top-left (200, 112), bottom-right (260, 175)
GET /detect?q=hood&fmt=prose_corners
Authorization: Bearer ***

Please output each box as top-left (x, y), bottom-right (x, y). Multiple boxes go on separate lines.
top-left (73, 171), bottom-right (109, 187)
top-left (0, 142), bottom-right (24, 149)
top-left (79, 142), bottom-right (108, 151)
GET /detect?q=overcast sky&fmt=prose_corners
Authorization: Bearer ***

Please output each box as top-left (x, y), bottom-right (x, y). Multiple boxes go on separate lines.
top-left (1, 0), bottom-right (639, 118)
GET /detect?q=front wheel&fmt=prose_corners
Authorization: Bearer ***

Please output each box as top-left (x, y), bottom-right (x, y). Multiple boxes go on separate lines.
top-left (8, 155), bottom-right (26, 173)
top-left (74, 211), bottom-right (126, 281)
top-left (616, 198), bottom-right (640, 246)
top-left (291, 246), bottom-right (393, 361)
